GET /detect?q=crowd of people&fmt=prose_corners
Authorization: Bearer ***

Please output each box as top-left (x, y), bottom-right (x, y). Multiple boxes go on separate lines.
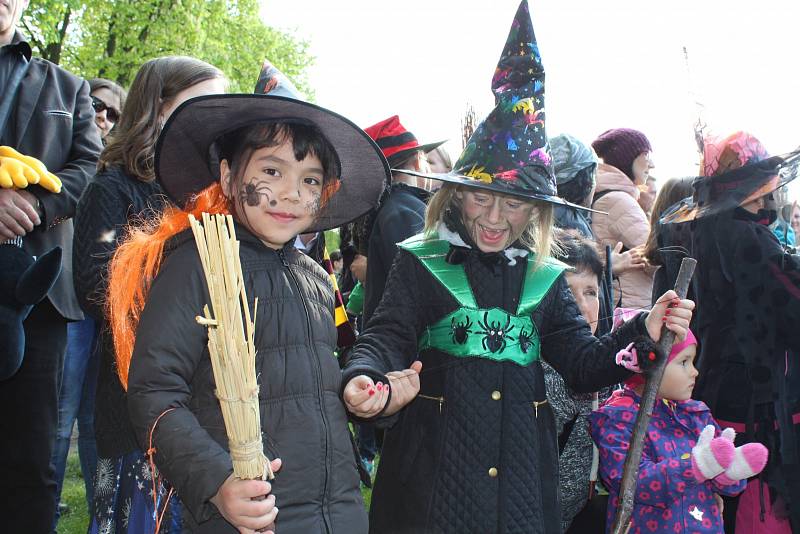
top-left (2, 0), bottom-right (799, 533)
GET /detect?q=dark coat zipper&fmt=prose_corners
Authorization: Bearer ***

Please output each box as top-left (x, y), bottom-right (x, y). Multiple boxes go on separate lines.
top-left (278, 249), bottom-right (333, 533)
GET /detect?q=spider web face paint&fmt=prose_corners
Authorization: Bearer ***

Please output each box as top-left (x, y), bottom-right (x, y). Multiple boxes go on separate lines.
top-left (305, 191), bottom-right (322, 216)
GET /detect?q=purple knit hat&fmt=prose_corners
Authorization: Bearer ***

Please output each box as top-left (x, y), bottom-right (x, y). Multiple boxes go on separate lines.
top-left (591, 128), bottom-right (652, 180)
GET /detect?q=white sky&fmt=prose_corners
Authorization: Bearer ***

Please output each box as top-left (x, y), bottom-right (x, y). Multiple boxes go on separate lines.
top-left (260, 0), bottom-right (800, 197)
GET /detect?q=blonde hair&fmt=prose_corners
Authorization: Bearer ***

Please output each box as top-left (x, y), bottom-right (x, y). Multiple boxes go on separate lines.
top-left (424, 183), bottom-right (559, 270)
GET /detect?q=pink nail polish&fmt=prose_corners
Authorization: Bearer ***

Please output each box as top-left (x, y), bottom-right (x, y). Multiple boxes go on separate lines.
top-left (368, 389), bottom-right (375, 396)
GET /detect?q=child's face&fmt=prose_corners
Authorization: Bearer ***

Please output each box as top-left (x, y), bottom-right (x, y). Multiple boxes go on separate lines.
top-left (456, 189), bottom-right (533, 253)
top-left (565, 268), bottom-right (599, 335)
top-left (221, 139), bottom-right (324, 249)
top-left (658, 344), bottom-right (699, 401)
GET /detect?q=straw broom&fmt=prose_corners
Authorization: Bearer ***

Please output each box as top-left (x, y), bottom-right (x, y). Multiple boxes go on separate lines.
top-left (189, 212), bottom-right (274, 481)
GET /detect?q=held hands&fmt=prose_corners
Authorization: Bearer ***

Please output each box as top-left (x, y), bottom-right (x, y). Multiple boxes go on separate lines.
top-left (0, 146), bottom-right (62, 193)
top-left (211, 458), bottom-right (282, 534)
top-left (0, 189), bottom-right (41, 240)
top-left (645, 290), bottom-right (694, 343)
top-left (343, 361), bottom-right (422, 419)
top-left (611, 242), bottom-right (648, 275)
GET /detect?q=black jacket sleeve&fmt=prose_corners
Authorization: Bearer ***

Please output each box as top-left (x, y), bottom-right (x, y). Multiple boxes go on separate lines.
top-left (127, 243), bottom-right (233, 523)
top-left (342, 251), bottom-right (427, 412)
top-left (540, 277), bottom-right (641, 393)
top-left (72, 175), bottom-right (130, 320)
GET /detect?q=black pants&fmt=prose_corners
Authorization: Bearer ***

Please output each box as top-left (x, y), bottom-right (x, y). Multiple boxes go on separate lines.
top-left (0, 300), bottom-right (67, 533)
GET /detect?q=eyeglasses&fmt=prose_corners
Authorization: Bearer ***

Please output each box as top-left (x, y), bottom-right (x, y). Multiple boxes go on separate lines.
top-left (91, 96), bottom-right (120, 123)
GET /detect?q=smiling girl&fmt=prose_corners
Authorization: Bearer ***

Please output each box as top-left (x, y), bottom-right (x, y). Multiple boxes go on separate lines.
top-left (106, 64), bottom-right (388, 533)
top-left (339, 3), bottom-right (694, 532)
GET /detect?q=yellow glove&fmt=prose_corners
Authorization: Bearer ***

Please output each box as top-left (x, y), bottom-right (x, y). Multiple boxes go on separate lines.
top-left (0, 146), bottom-right (62, 193)
top-left (0, 157), bottom-right (42, 189)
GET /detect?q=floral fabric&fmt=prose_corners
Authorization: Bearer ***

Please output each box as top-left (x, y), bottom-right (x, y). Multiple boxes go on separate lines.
top-left (589, 388), bottom-right (745, 533)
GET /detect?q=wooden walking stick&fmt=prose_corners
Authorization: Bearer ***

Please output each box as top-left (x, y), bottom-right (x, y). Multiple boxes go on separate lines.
top-left (611, 257), bottom-right (697, 534)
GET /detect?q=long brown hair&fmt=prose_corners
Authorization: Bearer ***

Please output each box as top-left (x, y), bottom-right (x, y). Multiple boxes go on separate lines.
top-left (424, 183), bottom-right (559, 270)
top-left (98, 56), bottom-right (225, 182)
top-left (643, 177), bottom-right (694, 265)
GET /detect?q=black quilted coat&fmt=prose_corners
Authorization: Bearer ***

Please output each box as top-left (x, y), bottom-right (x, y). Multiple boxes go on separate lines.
top-left (127, 227), bottom-right (367, 533)
top-left (343, 230), bottom-right (645, 534)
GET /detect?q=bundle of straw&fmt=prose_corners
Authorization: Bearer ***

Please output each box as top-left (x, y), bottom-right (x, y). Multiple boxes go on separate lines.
top-left (189, 213), bottom-right (273, 481)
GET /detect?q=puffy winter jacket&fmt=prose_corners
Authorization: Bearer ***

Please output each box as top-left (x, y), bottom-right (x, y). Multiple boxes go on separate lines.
top-left (127, 226), bottom-right (366, 534)
top-left (591, 163), bottom-right (654, 309)
top-left (343, 228), bottom-right (646, 534)
top-left (590, 388), bottom-right (745, 534)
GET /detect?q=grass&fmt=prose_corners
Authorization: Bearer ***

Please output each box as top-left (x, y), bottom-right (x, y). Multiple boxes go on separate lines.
top-left (55, 446), bottom-right (376, 533)
top-left (57, 448), bottom-right (90, 533)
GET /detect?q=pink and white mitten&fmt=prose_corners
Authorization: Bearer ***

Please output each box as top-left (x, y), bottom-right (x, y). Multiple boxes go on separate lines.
top-left (691, 425), bottom-right (735, 482)
top-left (713, 428), bottom-right (769, 485)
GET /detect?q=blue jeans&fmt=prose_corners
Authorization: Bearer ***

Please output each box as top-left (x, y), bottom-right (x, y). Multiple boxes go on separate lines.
top-left (51, 317), bottom-right (99, 528)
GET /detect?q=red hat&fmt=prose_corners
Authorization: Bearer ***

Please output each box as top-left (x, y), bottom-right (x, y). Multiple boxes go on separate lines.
top-left (364, 115), bottom-right (445, 167)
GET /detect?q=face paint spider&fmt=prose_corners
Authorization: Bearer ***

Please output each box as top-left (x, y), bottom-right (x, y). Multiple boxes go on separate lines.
top-left (476, 311), bottom-right (515, 353)
top-left (450, 316), bottom-right (473, 345)
top-left (240, 179), bottom-right (275, 207)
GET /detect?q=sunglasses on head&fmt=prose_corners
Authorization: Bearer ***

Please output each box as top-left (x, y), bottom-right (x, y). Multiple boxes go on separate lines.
top-left (91, 96), bottom-right (120, 123)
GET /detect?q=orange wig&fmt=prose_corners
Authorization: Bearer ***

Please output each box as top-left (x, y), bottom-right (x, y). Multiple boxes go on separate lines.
top-left (108, 183), bottom-right (230, 390)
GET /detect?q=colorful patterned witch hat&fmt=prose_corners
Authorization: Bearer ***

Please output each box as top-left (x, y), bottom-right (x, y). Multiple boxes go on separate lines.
top-left (402, 0), bottom-right (587, 210)
top-left (661, 132), bottom-right (800, 224)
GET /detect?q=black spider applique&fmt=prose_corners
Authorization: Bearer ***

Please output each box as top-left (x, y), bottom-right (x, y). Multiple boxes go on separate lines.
top-left (450, 316), bottom-right (473, 344)
top-left (476, 311), bottom-right (515, 353)
top-left (518, 326), bottom-right (535, 354)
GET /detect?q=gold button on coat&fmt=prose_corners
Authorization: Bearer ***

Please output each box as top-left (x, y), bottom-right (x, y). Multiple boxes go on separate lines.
top-left (488, 467), bottom-right (498, 477)
top-left (491, 390), bottom-right (501, 401)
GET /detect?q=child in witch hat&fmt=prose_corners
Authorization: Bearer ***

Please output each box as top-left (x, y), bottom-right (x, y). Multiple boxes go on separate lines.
top-left (590, 330), bottom-right (767, 534)
top-left (108, 61), bottom-right (388, 533)
top-left (341, 2), bottom-right (694, 532)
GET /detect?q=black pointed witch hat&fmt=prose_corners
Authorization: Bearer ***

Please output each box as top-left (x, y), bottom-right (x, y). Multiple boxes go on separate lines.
top-left (402, 0), bottom-right (588, 211)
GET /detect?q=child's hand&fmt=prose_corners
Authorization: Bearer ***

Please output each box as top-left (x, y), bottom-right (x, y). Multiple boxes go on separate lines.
top-left (645, 290), bottom-right (694, 342)
top-left (343, 361), bottom-right (422, 418)
top-left (713, 428), bottom-right (769, 485)
top-left (211, 458), bottom-right (282, 534)
top-left (385, 361), bottom-right (422, 416)
top-left (343, 374), bottom-right (391, 419)
top-left (691, 425), bottom-right (735, 482)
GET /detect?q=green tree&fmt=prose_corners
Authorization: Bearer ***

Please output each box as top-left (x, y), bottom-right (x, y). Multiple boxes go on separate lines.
top-left (21, 0), bottom-right (313, 95)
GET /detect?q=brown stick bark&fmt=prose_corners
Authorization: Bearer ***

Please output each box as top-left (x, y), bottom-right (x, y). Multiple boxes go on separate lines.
top-left (611, 257), bottom-right (697, 534)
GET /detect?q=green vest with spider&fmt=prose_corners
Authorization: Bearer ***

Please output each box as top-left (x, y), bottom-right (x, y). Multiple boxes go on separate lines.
top-left (398, 233), bottom-right (566, 366)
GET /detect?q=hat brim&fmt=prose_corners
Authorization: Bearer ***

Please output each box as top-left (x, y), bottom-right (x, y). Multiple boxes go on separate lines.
top-left (398, 168), bottom-right (605, 214)
top-left (387, 140), bottom-right (447, 167)
top-left (660, 150), bottom-right (800, 225)
top-left (155, 94), bottom-right (390, 232)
